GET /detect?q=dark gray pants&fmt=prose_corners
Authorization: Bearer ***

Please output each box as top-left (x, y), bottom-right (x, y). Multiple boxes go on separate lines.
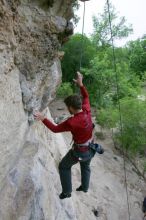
top-left (59, 149), bottom-right (94, 194)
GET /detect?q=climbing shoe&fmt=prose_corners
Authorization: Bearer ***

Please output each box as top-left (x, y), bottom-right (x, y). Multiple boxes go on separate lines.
top-left (76, 185), bottom-right (88, 193)
top-left (59, 192), bottom-right (71, 199)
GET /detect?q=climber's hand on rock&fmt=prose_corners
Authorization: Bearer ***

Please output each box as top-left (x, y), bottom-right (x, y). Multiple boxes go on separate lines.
top-left (73, 71), bottom-right (83, 87)
top-left (34, 112), bottom-right (45, 121)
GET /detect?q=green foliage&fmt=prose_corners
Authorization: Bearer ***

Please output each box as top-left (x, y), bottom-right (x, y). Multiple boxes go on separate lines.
top-left (72, 1), bottom-right (80, 26)
top-left (117, 97), bottom-right (146, 155)
top-left (84, 46), bottom-right (141, 107)
top-left (61, 3), bottom-right (137, 109)
top-left (56, 82), bottom-right (73, 98)
top-left (61, 34), bottom-right (96, 82)
top-left (92, 3), bottom-right (133, 49)
top-left (97, 107), bottom-right (119, 128)
top-left (72, 0), bottom-right (79, 9)
top-left (127, 36), bottom-right (146, 79)
top-left (97, 98), bottom-right (146, 156)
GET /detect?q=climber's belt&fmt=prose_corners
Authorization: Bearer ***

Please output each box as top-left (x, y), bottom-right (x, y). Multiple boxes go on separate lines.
top-left (73, 144), bottom-right (89, 152)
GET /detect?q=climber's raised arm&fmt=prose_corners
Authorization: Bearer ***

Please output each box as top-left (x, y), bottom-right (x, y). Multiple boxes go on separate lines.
top-left (73, 72), bottom-right (90, 112)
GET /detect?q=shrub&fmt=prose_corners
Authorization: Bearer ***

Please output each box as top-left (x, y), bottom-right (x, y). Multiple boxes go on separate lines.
top-left (56, 82), bottom-right (73, 98)
top-left (97, 97), bottom-right (146, 156)
top-left (117, 97), bottom-right (146, 155)
top-left (96, 107), bottom-right (119, 129)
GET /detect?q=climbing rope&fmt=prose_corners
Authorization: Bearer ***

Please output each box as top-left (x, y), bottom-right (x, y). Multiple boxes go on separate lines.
top-left (79, 0), bottom-right (86, 70)
top-left (106, 0), bottom-right (131, 219)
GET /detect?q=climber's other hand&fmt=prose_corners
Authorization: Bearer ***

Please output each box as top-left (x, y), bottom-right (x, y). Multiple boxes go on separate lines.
top-left (34, 112), bottom-right (45, 121)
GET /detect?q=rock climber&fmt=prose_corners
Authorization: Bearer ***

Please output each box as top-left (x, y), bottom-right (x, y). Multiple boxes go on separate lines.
top-left (34, 72), bottom-right (95, 199)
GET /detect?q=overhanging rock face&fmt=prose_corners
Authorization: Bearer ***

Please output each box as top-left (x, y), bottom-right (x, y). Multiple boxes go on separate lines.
top-left (0, 0), bottom-right (74, 119)
top-left (0, 1), bottom-right (76, 219)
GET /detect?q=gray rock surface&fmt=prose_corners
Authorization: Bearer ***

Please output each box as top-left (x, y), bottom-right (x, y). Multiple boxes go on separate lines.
top-left (0, 0), bottom-right (77, 219)
top-left (0, 0), bottom-right (74, 119)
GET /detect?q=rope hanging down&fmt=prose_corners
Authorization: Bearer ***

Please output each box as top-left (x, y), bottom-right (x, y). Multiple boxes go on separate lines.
top-left (106, 0), bottom-right (131, 219)
top-left (79, 0), bottom-right (86, 70)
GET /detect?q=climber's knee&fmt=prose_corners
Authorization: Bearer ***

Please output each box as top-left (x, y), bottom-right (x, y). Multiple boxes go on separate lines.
top-left (59, 161), bottom-right (63, 170)
top-left (59, 158), bottom-right (68, 170)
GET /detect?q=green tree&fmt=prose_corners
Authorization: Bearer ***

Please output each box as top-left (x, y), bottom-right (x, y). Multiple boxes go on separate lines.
top-left (128, 36), bottom-right (146, 79)
top-left (97, 107), bottom-right (119, 129)
top-left (119, 97), bottom-right (146, 155)
top-left (92, 3), bottom-right (133, 49)
top-left (56, 82), bottom-right (73, 98)
top-left (97, 97), bottom-right (146, 156)
top-left (61, 34), bottom-right (96, 82)
top-left (84, 46), bottom-right (141, 107)
top-left (80, 2), bottom-right (135, 107)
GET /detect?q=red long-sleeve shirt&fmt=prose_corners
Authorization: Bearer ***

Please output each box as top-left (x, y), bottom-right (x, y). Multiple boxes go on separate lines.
top-left (42, 86), bottom-right (93, 144)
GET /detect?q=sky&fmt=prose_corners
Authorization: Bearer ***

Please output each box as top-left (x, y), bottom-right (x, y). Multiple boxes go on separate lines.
top-left (74, 0), bottom-right (146, 46)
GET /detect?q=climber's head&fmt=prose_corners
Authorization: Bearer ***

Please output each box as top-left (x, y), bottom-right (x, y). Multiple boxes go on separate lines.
top-left (64, 95), bottom-right (82, 114)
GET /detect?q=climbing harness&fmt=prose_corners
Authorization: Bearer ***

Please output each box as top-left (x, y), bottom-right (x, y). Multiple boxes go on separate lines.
top-left (106, 0), bottom-right (131, 219)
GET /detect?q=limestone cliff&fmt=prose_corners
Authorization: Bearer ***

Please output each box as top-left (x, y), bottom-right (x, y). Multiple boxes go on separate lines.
top-left (0, 0), bottom-right (76, 219)
top-left (0, 1), bottom-right (145, 220)
top-left (0, 0), bottom-right (74, 117)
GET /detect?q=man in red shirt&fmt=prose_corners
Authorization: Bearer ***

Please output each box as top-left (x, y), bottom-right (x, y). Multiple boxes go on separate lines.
top-left (34, 72), bottom-right (95, 199)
